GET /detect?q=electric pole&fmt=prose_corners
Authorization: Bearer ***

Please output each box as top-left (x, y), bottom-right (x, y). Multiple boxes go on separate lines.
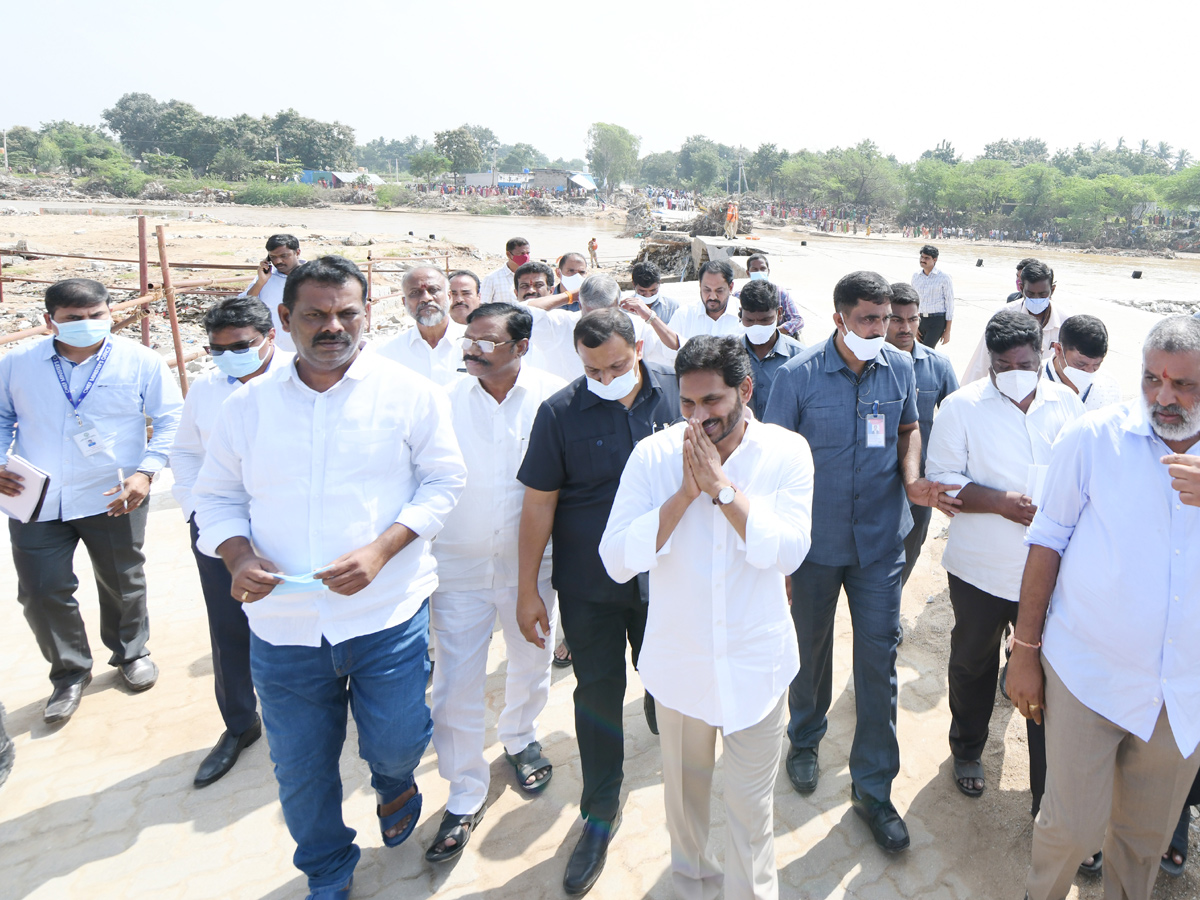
top-left (275, 143), bottom-right (281, 164)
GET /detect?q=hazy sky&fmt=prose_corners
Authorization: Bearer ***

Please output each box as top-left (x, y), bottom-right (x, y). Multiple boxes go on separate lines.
top-left (10, 0), bottom-right (1200, 164)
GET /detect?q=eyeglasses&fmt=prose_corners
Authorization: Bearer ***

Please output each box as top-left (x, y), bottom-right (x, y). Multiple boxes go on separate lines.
top-left (460, 337), bottom-right (518, 354)
top-left (207, 335), bottom-right (266, 356)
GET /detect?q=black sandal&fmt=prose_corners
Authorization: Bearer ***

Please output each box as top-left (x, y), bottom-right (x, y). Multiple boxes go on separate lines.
top-left (1161, 846), bottom-right (1186, 877)
top-left (424, 807), bottom-right (485, 863)
top-left (553, 640), bottom-right (573, 668)
top-left (953, 759), bottom-right (985, 797)
top-left (1078, 850), bottom-right (1103, 876)
top-left (505, 740), bottom-right (553, 792)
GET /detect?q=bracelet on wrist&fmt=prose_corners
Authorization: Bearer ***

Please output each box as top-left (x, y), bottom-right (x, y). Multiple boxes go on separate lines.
top-left (1008, 634), bottom-right (1041, 651)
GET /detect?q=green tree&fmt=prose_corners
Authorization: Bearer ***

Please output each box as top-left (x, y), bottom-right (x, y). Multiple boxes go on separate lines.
top-left (826, 140), bottom-right (901, 207)
top-left (465, 125), bottom-right (499, 160)
top-left (102, 92), bottom-right (165, 153)
top-left (777, 151), bottom-right (827, 205)
top-left (677, 135), bottom-right (727, 191)
top-left (211, 146), bottom-right (252, 181)
top-left (746, 143), bottom-right (788, 197)
top-left (920, 139), bottom-right (959, 165)
top-left (1162, 165), bottom-right (1200, 209)
top-left (409, 149), bottom-right (451, 182)
top-left (142, 152), bottom-right (190, 177)
top-left (639, 150), bottom-right (680, 186)
top-left (586, 123), bottom-right (640, 193)
top-left (35, 138), bottom-right (62, 170)
top-left (902, 158), bottom-right (953, 220)
top-left (435, 127), bottom-right (483, 176)
top-left (500, 143), bottom-right (541, 171)
top-left (1175, 149), bottom-right (1193, 171)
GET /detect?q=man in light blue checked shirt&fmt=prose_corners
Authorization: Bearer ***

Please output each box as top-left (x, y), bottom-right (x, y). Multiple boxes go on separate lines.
top-left (911, 244), bottom-right (954, 347)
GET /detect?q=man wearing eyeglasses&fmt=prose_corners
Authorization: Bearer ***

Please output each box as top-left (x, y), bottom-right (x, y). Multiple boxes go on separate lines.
top-left (424, 302), bottom-right (566, 864)
top-left (377, 267), bottom-right (467, 387)
top-left (170, 296), bottom-right (290, 788)
top-left (240, 233), bottom-right (303, 352)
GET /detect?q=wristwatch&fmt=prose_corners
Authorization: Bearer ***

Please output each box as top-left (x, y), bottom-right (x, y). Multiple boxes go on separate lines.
top-left (712, 484), bottom-right (736, 506)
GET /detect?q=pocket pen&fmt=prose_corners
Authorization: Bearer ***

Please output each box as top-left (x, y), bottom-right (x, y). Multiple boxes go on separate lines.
top-left (116, 467), bottom-right (128, 511)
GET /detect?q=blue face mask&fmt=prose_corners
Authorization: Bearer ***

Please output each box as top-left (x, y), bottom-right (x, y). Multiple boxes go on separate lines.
top-left (213, 341), bottom-right (269, 378)
top-left (53, 317), bottom-right (112, 348)
top-left (748, 270), bottom-right (770, 281)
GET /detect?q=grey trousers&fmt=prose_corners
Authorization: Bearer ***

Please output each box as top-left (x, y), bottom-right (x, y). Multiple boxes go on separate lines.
top-left (1027, 658), bottom-right (1200, 900)
top-left (10, 507), bottom-right (150, 687)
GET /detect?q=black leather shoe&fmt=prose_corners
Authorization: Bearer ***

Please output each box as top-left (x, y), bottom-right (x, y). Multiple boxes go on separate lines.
top-left (563, 812), bottom-right (621, 895)
top-left (643, 693), bottom-right (658, 735)
top-left (194, 718), bottom-right (263, 788)
top-left (119, 657), bottom-right (159, 692)
top-left (44, 673), bottom-right (92, 724)
top-left (850, 784), bottom-right (910, 852)
top-left (786, 746), bottom-right (819, 794)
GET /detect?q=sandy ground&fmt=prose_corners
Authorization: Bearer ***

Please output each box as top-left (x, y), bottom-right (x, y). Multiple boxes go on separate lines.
top-left (0, 206), bottom-right (1196, 900)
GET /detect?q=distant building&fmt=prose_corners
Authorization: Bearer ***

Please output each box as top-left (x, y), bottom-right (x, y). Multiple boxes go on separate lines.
top-left (461, 172), bottom-right (533, 189)
top-left (528, 169), bottom-right (598, 194)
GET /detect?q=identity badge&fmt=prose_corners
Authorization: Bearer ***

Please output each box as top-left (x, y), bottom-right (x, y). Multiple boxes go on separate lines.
top-left (72, 427), bottom-right (107, 457)
top-left (865, 415), bottom-right (885, 448)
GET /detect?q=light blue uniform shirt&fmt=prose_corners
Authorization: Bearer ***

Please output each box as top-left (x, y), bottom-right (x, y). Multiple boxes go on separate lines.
top-left (1029, 401), bottom-right (1200, 755)
top-left (0, 334), bottom-right (183, 522)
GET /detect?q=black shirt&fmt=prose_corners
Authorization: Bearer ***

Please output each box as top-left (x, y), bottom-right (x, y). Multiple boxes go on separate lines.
top-left (518, 361), bottom-right (681, 604)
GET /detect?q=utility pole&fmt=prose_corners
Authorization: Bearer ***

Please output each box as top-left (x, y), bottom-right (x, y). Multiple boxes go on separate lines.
top-left (2, 130), bottom-right (7, 172)
top-left (275, 143), bottom-right (281, 164)
top-left (737, 147), bottom-right (745, 197)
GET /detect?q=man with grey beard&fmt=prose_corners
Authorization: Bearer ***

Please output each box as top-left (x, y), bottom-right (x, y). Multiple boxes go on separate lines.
top-left (378, 266), bottom-right (466, 387)
top-left (1008, 315), bottom-right (1200, 900)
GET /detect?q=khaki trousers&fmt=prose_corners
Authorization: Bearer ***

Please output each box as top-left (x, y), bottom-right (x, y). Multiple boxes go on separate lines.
top-left (659, 692), bottom-right (787, 900)
top-left (1027, 658), bottom-right (1200, 900)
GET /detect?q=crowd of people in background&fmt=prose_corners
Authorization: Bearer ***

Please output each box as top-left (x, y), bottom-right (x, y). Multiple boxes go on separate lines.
top-left (1, 230), bottom-right (1199, 900)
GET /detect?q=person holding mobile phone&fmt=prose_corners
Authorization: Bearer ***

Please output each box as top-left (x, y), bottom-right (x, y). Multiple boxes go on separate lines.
top-left (239, 233), bottom-right (303, 352)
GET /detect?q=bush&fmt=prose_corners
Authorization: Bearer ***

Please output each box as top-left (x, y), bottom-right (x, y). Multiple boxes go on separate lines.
top-left (376, 185), bottom-right (419, 208)
top-left (234, 180), bottom-right (316, 207)
top-left (469, 204), bottom-right (511, 216)
top-left (83, 160), bottom-right (151, 197)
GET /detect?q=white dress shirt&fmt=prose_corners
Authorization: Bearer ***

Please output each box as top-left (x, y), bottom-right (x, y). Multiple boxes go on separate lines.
top-left (376, 320), bottom-right (467, 387)
top-left (599, 419), bottom-right (814, 733)
top-left (962, 302), bottom-right (1070, 384)
top-left (1042, 359), bottom-right (1123, 412)
top-left (926, 376), bottom-right (1084, 601)
top-left (667, 300), bottom-right (744, 344)
top-left (1029, 401), bottom-right (1200, 755)
top-left (911, 267), bottom-right (955, 319)
top-left (0, 334), bottom-right (183, 522)
top-left (527, 307), bottom-right (669, 382)
top-left (434, 364), bottom-right (566, 591)
top-left (169, 350), bottom-right (292, 521)
top-left (192, 351), bottom-right (467, 647)
top-left (479, 264), bottom-right (518, 305)
top-left (240, 268), bottom-right (296, 352)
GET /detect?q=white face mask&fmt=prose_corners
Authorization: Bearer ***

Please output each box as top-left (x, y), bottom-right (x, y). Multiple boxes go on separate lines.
top-left (1062, 365), bottom-right (1096, 395)
top-left (586, 364), bottom-right (638, 401)
top-left (748, 270), bottom-right (770, 281)
top-left (838, 315), bottom-right (885, 362)
top-left (743, 322), bottom-right (777, 344)
top-left (560, 273), bottom-right (585, 293)
top-left (1023, 295), bottom-right (1051, 315)
top-left (993, 368), bottom-right (1040, 402)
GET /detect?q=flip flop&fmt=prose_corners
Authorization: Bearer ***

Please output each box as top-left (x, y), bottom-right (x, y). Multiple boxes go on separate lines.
top-left (425, 806), bottom-right (486, 863)
top-left (506, 740), bottom-right (552, 792)
top-left (1161, 846), bottom-right (1186, 877)
top-left (553, 641), bottom-right (573, 668)
top-left (1078, 850), bottom-right (1103, 876)
top-left (953, 758), bottom-right (984, 797)
top-left (378, 784), bottom-right (422, 848)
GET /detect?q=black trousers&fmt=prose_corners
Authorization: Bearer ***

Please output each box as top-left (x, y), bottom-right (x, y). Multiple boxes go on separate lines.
top-left (557, 591), bottom-right (647, 822)
top-left (901, 502), bottom-right (933, 587)
top-left (918, 313), bottom-right (947, 347)
top-left (947, 573), bottom-right (1042, 773)
top-left (10, 507), bottom-right (150, 687)
top-left (189, 516), bottom-right (258, 735)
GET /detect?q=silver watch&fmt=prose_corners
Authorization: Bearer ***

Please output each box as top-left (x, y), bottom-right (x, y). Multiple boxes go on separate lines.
top-left (713, 485), bottom-right (736, 506)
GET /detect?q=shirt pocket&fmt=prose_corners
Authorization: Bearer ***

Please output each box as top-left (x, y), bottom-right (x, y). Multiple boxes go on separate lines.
top-left (88, 383), bottom-right (143, 418)
top-left (567, 434), bottom-right (625, 483)
top-left (855, 397), bottom-right (904, 446)
top-left (333, 428), bottom-right (398, 479)
top-left (799, 405), bottom-right (848, 450)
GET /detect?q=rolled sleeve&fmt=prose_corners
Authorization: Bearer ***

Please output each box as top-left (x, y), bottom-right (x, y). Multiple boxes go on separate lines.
top-left (0, 355), bottom-right (17, 452)
top-left (925, 402), bottom-right (971, 497)
top-left (744, 435), bottom-right (814, 572)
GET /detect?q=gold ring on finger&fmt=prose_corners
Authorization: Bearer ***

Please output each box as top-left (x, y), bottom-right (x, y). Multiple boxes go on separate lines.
top-left (241, 590), bottom-right (249, 601)
top-left (1028, 703), bottom-right (1040, 710)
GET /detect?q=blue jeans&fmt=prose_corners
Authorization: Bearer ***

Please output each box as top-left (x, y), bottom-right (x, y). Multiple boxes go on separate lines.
top-left (249, 603), bottom-right (432, 892)
top-left (788, 549), bottom-right (903, 802)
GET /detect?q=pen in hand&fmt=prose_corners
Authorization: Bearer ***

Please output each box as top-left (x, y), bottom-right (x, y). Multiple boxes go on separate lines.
top-left (117, 468), bottom-right (128, 512)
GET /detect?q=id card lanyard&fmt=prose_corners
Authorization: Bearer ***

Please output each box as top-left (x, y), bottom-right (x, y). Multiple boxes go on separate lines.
top-left (865, 400), bottom-right (886, 448)
top-left (51, 341), bottom-right (112, 427)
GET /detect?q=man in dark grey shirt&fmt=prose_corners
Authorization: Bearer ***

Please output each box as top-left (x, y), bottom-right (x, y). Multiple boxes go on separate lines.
top-left (764, 271), bottom-right (958, 853)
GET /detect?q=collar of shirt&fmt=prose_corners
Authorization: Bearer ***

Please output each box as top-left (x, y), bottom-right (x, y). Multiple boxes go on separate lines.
top-left (1032, 401), bottom-right (1200, 754)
